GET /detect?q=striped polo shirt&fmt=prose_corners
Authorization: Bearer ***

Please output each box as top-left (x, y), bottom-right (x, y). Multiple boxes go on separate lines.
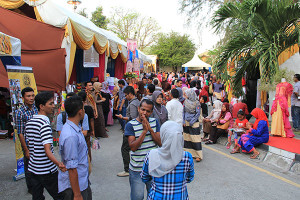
top-left (125, 117), bottom-right (160, 172)
top-left (25, 115), bottom-right (57, 175)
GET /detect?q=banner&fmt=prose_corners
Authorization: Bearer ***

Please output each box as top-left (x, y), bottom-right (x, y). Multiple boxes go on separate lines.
top-left (126, 38), bottom-right (139, 73)
top-left (6, 65), bottom-right (37, 181)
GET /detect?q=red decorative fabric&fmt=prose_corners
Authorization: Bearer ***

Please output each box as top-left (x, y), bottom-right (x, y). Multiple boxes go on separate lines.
top-left (251, 108), bottom-right (269, 129)
top-left (114, 54), bottom-right (125, 79)
top-left (0, 60), bottom-right (9, 88)
top-left (94, 53), bottom-right (106, 82)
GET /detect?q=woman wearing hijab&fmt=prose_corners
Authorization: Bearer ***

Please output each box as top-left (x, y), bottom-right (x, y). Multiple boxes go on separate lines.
top-left (93, 82), bottom-right (108, 138)
top-left (141, 121), bottom-right (194, 200)
top-left (183, 88), bottom-right (203, 162)
top-left (101, 81), bottom-right (112, 129)
top-left (231, 108), bottom-right (269, 159)
top-left (205, 102), bottom-right (232, 144)
top-left (181, 77), bottom-right (188, 88)
top-left (199, 85), bottom-right (209, 103)
top-left (152, 91), bottom-right (168, 126)
top-left (202, 100), bottom-right (223, 141)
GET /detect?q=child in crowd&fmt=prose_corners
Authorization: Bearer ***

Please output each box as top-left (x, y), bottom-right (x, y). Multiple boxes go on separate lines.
top-left (226, 110), bottom-right (249, 149)
top-left (200, 96), bottom-right (208, 118)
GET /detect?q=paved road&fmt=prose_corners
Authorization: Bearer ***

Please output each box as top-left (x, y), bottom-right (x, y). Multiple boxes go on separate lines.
top-left (1, 122), bottom-right (300, 200)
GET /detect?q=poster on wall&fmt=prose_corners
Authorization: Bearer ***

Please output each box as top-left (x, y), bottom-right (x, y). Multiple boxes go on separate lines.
top-left (84, 46), bottom-right (99, 68)
top-left (6, 65), bottom-right (37, 181)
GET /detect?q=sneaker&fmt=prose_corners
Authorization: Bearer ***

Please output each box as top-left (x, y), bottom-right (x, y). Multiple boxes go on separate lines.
top-left (117, 171), bottom-right (129, 177)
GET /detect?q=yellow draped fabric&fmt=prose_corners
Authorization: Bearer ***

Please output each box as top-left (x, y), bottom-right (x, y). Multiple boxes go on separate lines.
top-left (278, 44), bottom-right (299, 65)
top-left (271, 102), bottom-right (286, 137)
top-left (109, 47), bottom-right (119, 59)
top-left (118, 44), bottom-right (127, 63)
top-left (33, 6), bottom-right (43, 22)
top-left (71, 22), bottom-right (94, 50)
top-left (93, 35), bottom-right (108, 55)
top-left (67, 41), bottom-right (76, 83)
top-left (0, 0), bottom-right (24, 9)
top-left (260, 91), bottom-right (267, 109)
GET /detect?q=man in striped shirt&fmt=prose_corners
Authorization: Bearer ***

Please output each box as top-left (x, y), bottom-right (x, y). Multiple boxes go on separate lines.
top-left (125, 99), bottom-right (162, 200)
top-left (25, 92), bottom-right (65, 200)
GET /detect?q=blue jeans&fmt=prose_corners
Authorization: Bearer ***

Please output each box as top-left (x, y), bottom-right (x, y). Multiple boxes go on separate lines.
top-left (291, 106), bottom-right (300, 130)
top-left (118, 106), bottom-right (126, 130)
top-left (129, 169), bottom-right (152, 200)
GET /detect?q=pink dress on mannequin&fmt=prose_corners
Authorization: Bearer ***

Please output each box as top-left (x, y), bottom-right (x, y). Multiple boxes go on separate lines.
top-left (271, 82), bottom-right (294, 138)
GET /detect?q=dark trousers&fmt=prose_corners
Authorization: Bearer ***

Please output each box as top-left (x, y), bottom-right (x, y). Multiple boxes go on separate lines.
top-left (121, 134), bottom-right (130, 172)
top-left (23, 150), bottom-right (32, 192)
top-left (292, 105), bottom-right (300, 130)
top-left (62, 185), bottom-right (92, 200)
top-left (209, 128), bottom-right (227, 143)
top-left (85, 133), bottom-right (92, 162)
top-left (30, 171), bottom-right (63, 200)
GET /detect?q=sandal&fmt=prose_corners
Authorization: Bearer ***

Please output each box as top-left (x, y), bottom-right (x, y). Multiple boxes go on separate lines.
top-left (250, 152), bottom-right (260, 159)
top-left (226, 142), bottom-right (231, 149)
top-left (196, 158), bottom-right (202, 162)
top-left (205, 140), bottom-right (214, 145)
top-left (202, 138), bottom-right (209, 142)
top-left (230, 149), bottom-right (240, 154)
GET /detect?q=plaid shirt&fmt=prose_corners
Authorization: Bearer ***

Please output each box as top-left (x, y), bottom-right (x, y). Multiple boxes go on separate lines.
top-left (141, 151), bottom-right (194, 200)
top-left (16, 104), bottom-right (38, 136)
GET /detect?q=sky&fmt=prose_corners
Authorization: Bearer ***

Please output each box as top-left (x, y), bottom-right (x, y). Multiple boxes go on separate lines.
top-left (55, 0), bottom-right (220, 54)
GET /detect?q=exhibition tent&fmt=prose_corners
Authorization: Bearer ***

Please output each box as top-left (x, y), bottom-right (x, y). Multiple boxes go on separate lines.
top-left (182, 54), bottom-right (212, 70)
top-left (0, 9), bottom-right (66, 91)
top-left (0, 0), bottom-right (152, 82)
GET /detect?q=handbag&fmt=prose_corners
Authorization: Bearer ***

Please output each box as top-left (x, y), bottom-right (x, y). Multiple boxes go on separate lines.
top-left (217, 120), bottom-right (230, 130)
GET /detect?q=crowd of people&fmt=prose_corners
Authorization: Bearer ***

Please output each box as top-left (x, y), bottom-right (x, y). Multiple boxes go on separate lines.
top-left (15, 71), bottom-right (300, 200)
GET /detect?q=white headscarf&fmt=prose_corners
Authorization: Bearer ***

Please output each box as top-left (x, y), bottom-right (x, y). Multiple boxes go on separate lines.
top-left (148, 121), bottom-right (184, 178)
top-left (210, 100), bottom-right (222, 120)
top-left (213, 100), bottom-right (223, 112)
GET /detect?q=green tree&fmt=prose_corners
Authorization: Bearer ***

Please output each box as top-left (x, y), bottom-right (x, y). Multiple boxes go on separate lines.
top-left (108, 7), bottom-right (160, 51)
top-left (91, 6), bottom-right (108, 29)
top-left (211, 0), bottom-right (300, 95)
top-left (77, 8), bottom-right (88, 18)
top-left (150, 32), bottom-right (195, 71)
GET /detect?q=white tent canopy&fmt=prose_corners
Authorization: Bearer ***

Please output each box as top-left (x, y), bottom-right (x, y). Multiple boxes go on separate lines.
top-left (182, 54), bottom-right (211, 70)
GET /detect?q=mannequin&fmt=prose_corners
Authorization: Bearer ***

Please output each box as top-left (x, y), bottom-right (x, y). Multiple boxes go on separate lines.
top-left (271, 79), bottom-right (294, 137)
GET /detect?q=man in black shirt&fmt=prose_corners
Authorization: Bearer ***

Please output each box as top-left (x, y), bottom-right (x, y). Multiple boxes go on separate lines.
top-left (78, 91), bottom-right (95, 161)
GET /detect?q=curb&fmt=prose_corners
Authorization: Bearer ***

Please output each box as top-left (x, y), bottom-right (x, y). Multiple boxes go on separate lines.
top-left (216, 136), bottom-right (300, 174)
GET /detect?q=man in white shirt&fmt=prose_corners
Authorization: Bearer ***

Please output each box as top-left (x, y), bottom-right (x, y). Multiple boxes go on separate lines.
top-left (166, 89), bottom-right (183, 125)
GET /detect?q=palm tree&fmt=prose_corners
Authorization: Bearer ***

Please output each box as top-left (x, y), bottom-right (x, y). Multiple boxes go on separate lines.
top-left (211, 0), bottom-right (300, 95)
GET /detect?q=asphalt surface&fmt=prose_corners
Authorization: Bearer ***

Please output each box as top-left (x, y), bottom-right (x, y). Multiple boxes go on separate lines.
top-left (1, 120), bottom-right (300, 200)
